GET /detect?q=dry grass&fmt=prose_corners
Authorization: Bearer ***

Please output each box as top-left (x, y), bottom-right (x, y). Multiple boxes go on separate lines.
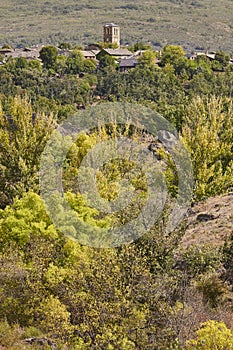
top-left (182, 192), bottom-right (233, 249)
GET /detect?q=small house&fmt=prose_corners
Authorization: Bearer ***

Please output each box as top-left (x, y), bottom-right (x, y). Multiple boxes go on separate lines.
top-left (119, 57), bottom-right (138, 72)
top-left (80, 50), bottom-right (96, 60)
top-left (96, 48), bottom-right (132, 61)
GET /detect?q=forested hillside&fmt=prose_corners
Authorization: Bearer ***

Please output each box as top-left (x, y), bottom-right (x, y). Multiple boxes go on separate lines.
top-left (0, 0), bottom-right (233, 52)
top-left (0, 43), bottom-right (233, 349)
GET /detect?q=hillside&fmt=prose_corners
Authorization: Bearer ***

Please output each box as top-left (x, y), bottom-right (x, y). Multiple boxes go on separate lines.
top-left (0, 0), bottom-right (232, 52)
top-left (182, 192), bottom-right (233, 249)
top-left (0, 17), bottom-right (232, 347)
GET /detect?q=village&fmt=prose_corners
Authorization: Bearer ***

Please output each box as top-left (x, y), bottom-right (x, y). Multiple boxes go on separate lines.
top-left (1, 23), bottom-right (232, 71)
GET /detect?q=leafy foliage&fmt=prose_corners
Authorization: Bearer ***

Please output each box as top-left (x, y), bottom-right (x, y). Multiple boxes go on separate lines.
top-left (39, 46), bottom-right (58, 69)
top-left (0, 96), bottom-right (56, 207)
top-left (186, 320), bottom-right (233, 349)
top-left (182, 96), bottom-right (233, 199)
top-left (0, 192), bottom-right (188, 348)
top-left (0, 42), bottom-right (232, 349)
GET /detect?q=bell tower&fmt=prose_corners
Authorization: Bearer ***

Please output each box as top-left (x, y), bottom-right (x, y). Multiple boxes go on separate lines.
top-left (103, 23), bottom-right (120, 47)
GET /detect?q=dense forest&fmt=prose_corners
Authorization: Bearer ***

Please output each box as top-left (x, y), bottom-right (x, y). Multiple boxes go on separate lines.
top-left (0, 44), bottom-right (233, 349)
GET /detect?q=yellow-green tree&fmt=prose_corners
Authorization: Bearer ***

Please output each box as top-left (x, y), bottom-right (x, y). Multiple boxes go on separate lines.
top-left (182, 96), bottom-right (233, 199)
top-left (186, 320), bottom-right (233, 349)
top-left (0, 95), bottom-right (56, 207)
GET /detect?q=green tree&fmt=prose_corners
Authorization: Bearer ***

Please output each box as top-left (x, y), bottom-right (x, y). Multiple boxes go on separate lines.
top-left (129, 42), bottom-right (152, 52)
top-left (160, 45), bottom-right (186, 67)
top-left (55, 54), bottom-right (67, 75)
top-left (137, 50), bottom-right (158, 68)
top-left (213, 51), bottom-right (230, 72)
top-left (11, 57), bottom-right (27, 69)
top-left (65, 50), bottom-right (84, 74)
top-left (83, 58), bottom-right (97, 74)
top-left (98, 54), bottom-right (117, 69)
top-left (39, 45), bottom-right (58, 69)
top-left (58, 42), bottom-right (72, 50)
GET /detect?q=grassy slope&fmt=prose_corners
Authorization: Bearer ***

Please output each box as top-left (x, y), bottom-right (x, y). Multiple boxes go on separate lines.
top-left (0, 0), bottom-right (232, 52)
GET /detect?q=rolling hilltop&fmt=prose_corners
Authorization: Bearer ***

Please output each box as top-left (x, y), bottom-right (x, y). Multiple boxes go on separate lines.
top-left (0, 0), bottom-right (232, 52)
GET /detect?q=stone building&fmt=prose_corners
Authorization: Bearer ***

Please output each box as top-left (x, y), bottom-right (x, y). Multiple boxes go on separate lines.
top-left (103, 23), bottom-right (120, 47)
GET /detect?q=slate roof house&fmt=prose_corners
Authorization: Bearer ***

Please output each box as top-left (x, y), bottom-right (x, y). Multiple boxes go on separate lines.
top-left (96, 48), bottom-right (132, 61)
top-left (186, 51), bottom-right (217, 61)
top-left (3, 47), bottom-right (42, 61)
top-left (119, 57), bottom-right (138, 72)
top-left (80, 50), bottom-right (96, 60)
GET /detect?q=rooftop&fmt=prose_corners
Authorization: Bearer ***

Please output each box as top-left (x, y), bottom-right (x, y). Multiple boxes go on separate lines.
top-left (80, 50), bottom-right (96, 58)
top-left (119, 57), bottom-right (138, 68)
top-left (103, 48), bottom-right (132, 56)
top-left (104, 23), bottom-right (119, 27)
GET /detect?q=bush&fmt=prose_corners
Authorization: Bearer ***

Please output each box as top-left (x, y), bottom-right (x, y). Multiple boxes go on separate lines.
top-left (179, 245), bottom-right (221, 276)
top-left (35, 296), bottom-right (73, 340)
top-left (0, 319), bottom-right (23, 347)
top-left (196, 272), bottom-right (227, 308)
top-left (186, 320), bottom-right (233, 349)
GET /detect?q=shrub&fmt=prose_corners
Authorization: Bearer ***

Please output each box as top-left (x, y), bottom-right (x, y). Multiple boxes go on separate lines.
top-left (196, 273), bottom-right (227, 308)
top-left (186, 320), bottom-right (233, 349)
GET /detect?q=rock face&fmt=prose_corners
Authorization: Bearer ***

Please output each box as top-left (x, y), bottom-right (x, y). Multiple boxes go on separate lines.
top-left (196, 213), bottom-right (216, 222)
top-left (181, 192), bottom-right (233, 248)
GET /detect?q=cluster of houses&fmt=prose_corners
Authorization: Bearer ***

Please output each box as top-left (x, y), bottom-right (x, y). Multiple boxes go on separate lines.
top-left (0, 23), bottom-right (232, 71)
top-left (0, 44), bottom-right (148, 72)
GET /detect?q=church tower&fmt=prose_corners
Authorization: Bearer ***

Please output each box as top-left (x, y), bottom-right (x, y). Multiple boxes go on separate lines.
top-left (103, 23), bottom-right (120, 47)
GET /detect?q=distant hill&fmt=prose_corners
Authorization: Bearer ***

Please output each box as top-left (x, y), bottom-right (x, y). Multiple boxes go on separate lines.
top-left (0, 0), bottom-right (232, 52)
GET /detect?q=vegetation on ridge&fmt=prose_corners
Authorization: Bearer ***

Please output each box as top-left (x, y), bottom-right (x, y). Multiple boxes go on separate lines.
top-left (0, 41), bottom-right (232, 349)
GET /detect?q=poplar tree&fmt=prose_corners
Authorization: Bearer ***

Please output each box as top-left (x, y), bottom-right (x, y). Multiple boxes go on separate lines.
top-left (182, 96), bottom-right (233, 199)
top-left (0, 96), bottom-right (56, 207)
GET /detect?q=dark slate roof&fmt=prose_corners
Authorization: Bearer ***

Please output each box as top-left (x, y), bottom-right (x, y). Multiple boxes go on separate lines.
top-left (120, 57), bottom-right (138, 68)
top-left (4, 48), bottom-right (41, 60)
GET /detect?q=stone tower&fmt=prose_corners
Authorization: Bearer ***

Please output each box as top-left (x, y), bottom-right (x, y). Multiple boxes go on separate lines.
top-left (103, 23), bottom-right (120, 47)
